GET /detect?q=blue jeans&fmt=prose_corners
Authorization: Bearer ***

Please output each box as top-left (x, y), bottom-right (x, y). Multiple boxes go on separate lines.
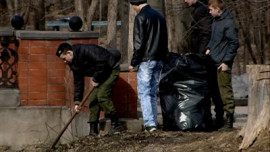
top-left (137, 60), bottom-right (163, 127)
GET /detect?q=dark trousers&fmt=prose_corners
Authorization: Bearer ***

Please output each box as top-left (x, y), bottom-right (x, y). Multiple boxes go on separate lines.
top-left (206, 64), bottom-right (224, 119)
top-left (88, 66), bottom-right (120, 122)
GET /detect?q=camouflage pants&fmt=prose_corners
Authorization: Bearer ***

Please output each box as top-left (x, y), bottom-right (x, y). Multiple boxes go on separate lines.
top-left (88, 66), bottom-right (120, 123)
top-left (217, 69), bottom-right (235, 115)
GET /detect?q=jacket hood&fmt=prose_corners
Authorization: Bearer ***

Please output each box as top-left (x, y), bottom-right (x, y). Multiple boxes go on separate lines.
top-left (215, 9), bottom-right (234, 21)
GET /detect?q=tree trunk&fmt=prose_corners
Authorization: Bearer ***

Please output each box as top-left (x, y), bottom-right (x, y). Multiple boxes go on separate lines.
top-left (128, 4), bottom-right (136, 63)
top-left (22, 0), bottom-right (31, 30)
top-left (267, 1), bottom-right (270, 65)
top-left (233, 2), bottom-right (257, 64)
top-left (107, 0), bottom-right (118, 48)
top-left (33, 0), bottom-right (45, 30)
top-left (234, 55), bottom-right (241, 75)
top-left (239, 65), bottom-right (270, 150)
top-left (14, 0), bottom-right (19, 14)
top-left (253, 1), bottom-right (264, 64)
top-left (87, 0), bottom-right (99, 31)
top-left (75, 0), bottom-right (89, 31)
top-left (6, 0), bottom-right (15, 16)
top-left (120, 0), bottom-right (129, 64)
top-left (6, 0), bottom-right (20, 19)
top-left (74, 0), bottom-right (84, 19)
top-left (164, 0), bottom-right (172, 51)
top-left (164, 0), bottom-right (191, 53)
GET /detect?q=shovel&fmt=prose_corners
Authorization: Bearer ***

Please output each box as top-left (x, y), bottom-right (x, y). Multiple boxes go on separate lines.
top-left (51, 87), bottom-right (95, 149)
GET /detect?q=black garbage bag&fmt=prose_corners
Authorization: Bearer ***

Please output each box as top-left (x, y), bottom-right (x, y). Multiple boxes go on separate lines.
top-left (160, 52), bottom-right (209, 131)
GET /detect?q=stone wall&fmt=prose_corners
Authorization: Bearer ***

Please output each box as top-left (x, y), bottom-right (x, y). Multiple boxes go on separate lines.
top-left (0, 30), bottom-right (138, 118)
top-left (0, 30), bottom-right (139, 149)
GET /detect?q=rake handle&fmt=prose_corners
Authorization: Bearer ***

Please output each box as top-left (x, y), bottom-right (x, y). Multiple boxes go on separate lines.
top-left (51, 87), bottom-right (95, 149)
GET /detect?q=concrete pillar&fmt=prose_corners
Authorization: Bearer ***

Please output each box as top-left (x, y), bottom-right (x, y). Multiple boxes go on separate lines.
top-left (0, 89), bottom-right (20, 107)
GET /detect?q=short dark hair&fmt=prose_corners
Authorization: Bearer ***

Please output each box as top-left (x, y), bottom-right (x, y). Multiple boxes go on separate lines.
top-left (130, 0), bottom-right (147, 6)
top-left (56, 43), bottom-right (72, 57)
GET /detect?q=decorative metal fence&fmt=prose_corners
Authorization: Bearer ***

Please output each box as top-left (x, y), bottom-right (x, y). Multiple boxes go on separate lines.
top-left (0, 39), bottom-right (18, 88)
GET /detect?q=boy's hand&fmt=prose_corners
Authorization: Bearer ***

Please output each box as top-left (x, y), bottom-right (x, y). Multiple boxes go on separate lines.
top-left (74, 105), bottom-right (81, 113)
top-left (218, 63), bottom-right (229, 71)
top-left (205, 49), bottom-right (210, 55)
top-left (129, 65), bottom-right (135, 72)
top-left (91, 79), bottom-right (99, 87)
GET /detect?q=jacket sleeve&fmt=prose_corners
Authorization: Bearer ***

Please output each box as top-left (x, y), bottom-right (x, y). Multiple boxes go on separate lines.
top-left (92, 61), bottom-right (110, 83)
top-left (78, 45), bottom-right (111, 84)
top-left (73, 70), bottom-right (84, 104)
top-left (197, 16), bottom-right (212, 53)
top-left (222, 20), bottom-right (239, 66)
top-left (191, 6), bottom-right (212, 53)
top-left (130, 16), bottom-right (146, 67)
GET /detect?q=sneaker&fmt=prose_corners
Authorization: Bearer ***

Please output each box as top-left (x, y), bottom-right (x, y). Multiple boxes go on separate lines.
top-left (145, 126), bottom-right (157, 133)
top-left (108, 125), bottom-right (125, 135)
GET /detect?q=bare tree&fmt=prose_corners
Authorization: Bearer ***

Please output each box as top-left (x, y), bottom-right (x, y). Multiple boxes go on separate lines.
top-left (120, 0), bottom-right (130, 64)
top-left (75, 0), bottom-right (84, 18)
top-left (1, 0), bottom-right (269, 67)
top-left (228, 0), bottom-right (270, 73)
top-left (128, 4), bottom-right (136, 63)
top-left (75, 0), bottom-right (89, 31)
top-left (3, 0), bottom-right (22, 27)
top-left (33, 0), bottom-right (45, 30)
top-left (6, 0), bottom-right (20, 15)
top-left (164, 0), bottom-right (192, 53)
top-left (22, 0), bottom-right (31, 30)
top-left (87, 0), bottom-right (99, 31)
top-left (107, 0), bottom-right (118, 48)
top-left (73, 0), bottom-right (99, 31)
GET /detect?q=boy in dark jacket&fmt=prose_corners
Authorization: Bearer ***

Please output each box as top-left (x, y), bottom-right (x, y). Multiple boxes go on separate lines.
top-left (206, 0), bottom-right (239, 129)
top-left (56, 43), bottom-right (123, 135)
top-left (185, 0), bottom-right (221, 131)
top-left (185, 0), bottom-right (212, 55)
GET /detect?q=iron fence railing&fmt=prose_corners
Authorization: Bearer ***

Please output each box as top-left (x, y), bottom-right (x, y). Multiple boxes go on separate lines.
top-left (0, 47), bottom-right (18, 88)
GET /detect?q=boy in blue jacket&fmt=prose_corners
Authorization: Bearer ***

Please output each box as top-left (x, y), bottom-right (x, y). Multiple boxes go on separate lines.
top-left (206, 0), bottom-right (239, 129)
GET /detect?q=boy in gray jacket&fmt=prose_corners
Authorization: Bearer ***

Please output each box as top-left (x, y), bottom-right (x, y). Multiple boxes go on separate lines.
top-left (206, 0), bottom-right (239, 129)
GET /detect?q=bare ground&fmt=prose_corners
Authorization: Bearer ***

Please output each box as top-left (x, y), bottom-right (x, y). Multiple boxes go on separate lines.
top-left (1, 105), bottom-right (269, 152)
top-left (3, 128), bottom-right (268, 152)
